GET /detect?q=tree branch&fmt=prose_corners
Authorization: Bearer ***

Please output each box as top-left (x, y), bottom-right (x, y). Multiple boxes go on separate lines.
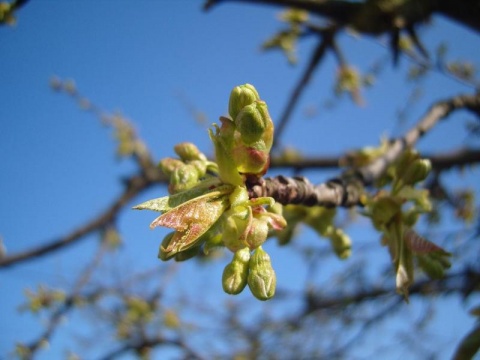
top-left (270, 147), bottom-right (480, 172)
top-left (273, 31), bottom-right (333, 149)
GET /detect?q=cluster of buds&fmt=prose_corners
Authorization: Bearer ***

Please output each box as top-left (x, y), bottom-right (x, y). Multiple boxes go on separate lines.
top-left (134, 84), bottom-right (286, 300)
top-left (159, 142), bottom-right (216, 194)
top-left (364, 149), bottom-right (450, 300)
top-left (222, 246), bottom-right (276, 300)
top-left (209, 84), bottom-right (274, 186)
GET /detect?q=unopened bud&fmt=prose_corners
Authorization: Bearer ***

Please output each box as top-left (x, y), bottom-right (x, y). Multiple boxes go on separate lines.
top-left (330, 229), bottom-right (352, 259)
top-left (248, 247), bottom-right (276, 300)
top-left (168, 164), bottom-right (199, 194)
top-left (222, 247), bottom-right (251, 295)
top-left (244, 217), bottom-right (269, 249)
top-left (189, 160), bottom-right (207, 178)
top-left (235, 101), bottom-right (271, 145)
top-left (174, 142), bottom-right (207, 162)
top-left (228, 84), bottom-right (260, 120)
top-left (159, 157), bottom-right (184, 176)
top-left (395, 149), bottom-right (420, 177)
top-left (402, 159), bottom-right (431, 185)
top-left (223, 210), bottom-right (251, 252)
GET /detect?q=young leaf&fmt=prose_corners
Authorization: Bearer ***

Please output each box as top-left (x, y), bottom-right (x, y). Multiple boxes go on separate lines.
top-left (151, 193), bottom-right (229, 257)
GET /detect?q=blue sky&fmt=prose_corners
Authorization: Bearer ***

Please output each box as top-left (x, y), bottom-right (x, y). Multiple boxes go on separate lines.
top-left (1, 1), bottom-right (480, 359)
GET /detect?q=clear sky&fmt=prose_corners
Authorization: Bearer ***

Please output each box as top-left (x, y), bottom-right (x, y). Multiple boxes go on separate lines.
top-left (1, 1), bottom-right (479, 359)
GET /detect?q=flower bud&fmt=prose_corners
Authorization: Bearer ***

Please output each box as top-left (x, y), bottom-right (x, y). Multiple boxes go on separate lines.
top-left (189, 160), bottom-right (207, 178)
top-left (235, 101), bottom-right (272, 146)
top-left (168, 164), bottom-right (199, 194)
top-left (222, 247), bottom-right (251, 295)
top-left (248, 247), bottom-right (276, 300)
top-left (174, 142), bottom-right (207, 162)
top-left (159, 157), bottom-right (184, 176)
top-left (228, 186), bottom-right (249, 207)
top-left (402, 159), bottom-right (431, 186)
top-left (244, 217), bottom-right (269, 249)
top-left (228, 84), bottom-right (260, 120)
top-left (395, 149), bottom-right (419, 177)
top-left (329, 229), bottom-right (352, 259)
top-left (223, 209), bottom-right (251, 252)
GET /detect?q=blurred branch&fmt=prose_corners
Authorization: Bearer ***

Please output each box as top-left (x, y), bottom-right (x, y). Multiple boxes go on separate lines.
top-left (273, 28), bottom-right (335, 149)
top-left (205, 0), bottom-right (480, 36)
top-left (301, 266), bottom-right (480, 318)
top-left (98, 336), bottom-right (206, 360)
top-left (270, 147), bottom-right (480, 172)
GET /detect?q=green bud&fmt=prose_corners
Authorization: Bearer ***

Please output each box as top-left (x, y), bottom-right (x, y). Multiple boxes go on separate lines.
top-left (235, 101), bottom-right (272, 145)
top-left (159, 157), bottom-right (184, 176)
top-left (228, 186), bottom-right (249, 207)
top-left (244, 217), bottom-right (269, 249)
top-left (222, 247), bottom-right (251, 295)
top-left (395, 149), bottom-right (420, 177)
top-left (248, 247), bottom-right (276, 301)
top-left (330, 229), bottom-right (352, 259)
top-left (168, 164), bottom-right (199, 194)
top-left (402, 159), bottom-right (432, 185)
top-left (228, 84), bottom-right (260, 120)
top-left (189, 160), bottom-right (207, 178)
top-left (174, 142), bottom-right (207, 162)
top-left (223, 209), bottom-right (251, 252)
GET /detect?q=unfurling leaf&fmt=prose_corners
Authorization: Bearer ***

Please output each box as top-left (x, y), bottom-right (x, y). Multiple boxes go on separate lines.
top-left (151, 194), bottom-right (229, 258)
